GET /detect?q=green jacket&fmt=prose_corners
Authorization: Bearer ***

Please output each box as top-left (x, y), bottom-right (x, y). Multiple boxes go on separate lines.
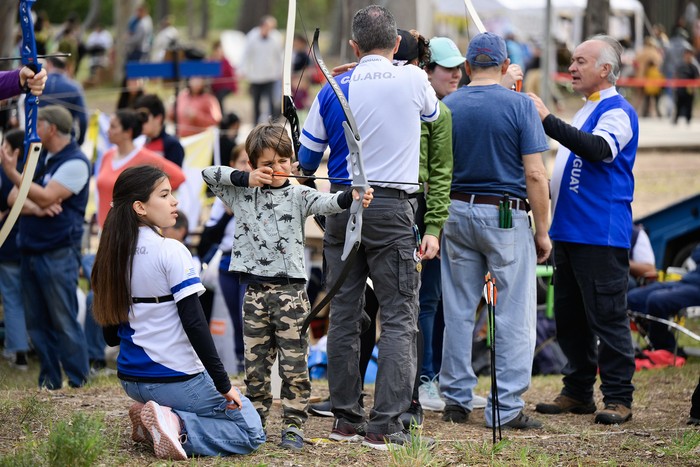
top-left (419, 99), bottom-right (453, 238)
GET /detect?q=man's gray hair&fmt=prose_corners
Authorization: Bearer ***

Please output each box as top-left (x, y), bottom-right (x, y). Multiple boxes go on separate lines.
top-left (590, 34), bottom-right (622, 85)
top-left (351, 5), bottom-right (397, 53)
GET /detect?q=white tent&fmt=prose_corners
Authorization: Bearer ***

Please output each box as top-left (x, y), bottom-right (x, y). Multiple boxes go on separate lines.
top-left (435, 0), bottom-right (644, 50)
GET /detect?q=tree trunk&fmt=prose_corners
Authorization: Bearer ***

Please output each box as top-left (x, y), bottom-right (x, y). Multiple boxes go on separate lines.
top-left (187, 0), bottom-right (195, 39)
top-left (237, 0), bottom-right (273, 34)
top-left (113, 0), bottom-right (139, 84)
top-left (0, 2), bottom-right (16, 71)
top-left (331, 0), bottom-right (418, 63)
top-left (200, 0), bottom-right (209, 40)
top-left (155, 0), bottom-right (170, 23)
top-left (82, 0), bottom-right (102, 32)
top-left (584, 0), bottom-right (610, 38)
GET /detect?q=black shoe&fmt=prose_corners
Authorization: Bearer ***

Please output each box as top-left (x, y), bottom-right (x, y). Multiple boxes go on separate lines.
top-left (442, 404), bottom-right (469, 423)
top-left (362, 429), bottom-right (436, 451)
top-left (687, 416), bottom-right (700, 426)
top-left (502, 411), bottom-right (543, 430)
top-left (308, 398), bottom-right (333, 417)
top-left (329, 418), bottom-right (366, 442)
top-left (12, 352), bottom-right (28, 371)
top-left (399, 400), bottom-right (424, 430)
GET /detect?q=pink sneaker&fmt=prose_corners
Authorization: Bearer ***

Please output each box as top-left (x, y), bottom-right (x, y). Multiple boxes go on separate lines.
top-left (140, 401), bottom-right (187, 460)
top-left (128, 402), bottom-right (151, 444)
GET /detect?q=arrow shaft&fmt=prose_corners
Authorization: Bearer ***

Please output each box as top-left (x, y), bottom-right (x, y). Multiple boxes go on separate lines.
top-left (274, 172), bottom-right (421, 186)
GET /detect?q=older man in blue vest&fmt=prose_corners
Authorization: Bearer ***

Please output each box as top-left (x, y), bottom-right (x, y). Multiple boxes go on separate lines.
top-left (528, 35), bottom-right (638, 425)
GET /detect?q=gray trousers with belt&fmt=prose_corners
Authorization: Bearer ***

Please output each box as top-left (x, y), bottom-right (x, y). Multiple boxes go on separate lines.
top-left (325, 188), bottom-right (420, 435)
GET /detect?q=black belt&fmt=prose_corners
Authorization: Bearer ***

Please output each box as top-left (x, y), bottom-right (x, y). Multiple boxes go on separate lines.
top-left (132, 294), bottom-right (174, 304)
top-left (331, 184), bottom-right (416, 199)
top-left (450, 192), bottom-right (530, 212)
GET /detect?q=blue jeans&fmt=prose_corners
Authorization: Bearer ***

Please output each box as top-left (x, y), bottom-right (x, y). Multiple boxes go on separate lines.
top-left (121, 372), bottom-right (265, 456)
top-left (219, 266), bottom-right (246, 371)
top-left (440, 202), bottom-right (536, 426)
top-left (81, 254), bottom-right (105, 362)
top-left (21, 246), bottom-right (89, 389)
top-left (418, 257), bottom-right (441, 379)
top-left (628, 280), bottom-right (700, 351)
top-left (0, 261), bottom-right (28, 353)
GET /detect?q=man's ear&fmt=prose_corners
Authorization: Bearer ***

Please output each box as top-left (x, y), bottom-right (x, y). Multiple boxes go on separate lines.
top-left (349, 39), bottom-right (361, 59)
top-left (392, 35), bottom-right (401, 55)
top-left (500, 58), bottom-right (512, 75)
top-left (465, 62), bottom-right (473, 78)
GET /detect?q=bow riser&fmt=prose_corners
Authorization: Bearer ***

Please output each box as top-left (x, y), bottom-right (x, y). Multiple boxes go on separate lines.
top-left (0, 0), bottom-right (44, 247)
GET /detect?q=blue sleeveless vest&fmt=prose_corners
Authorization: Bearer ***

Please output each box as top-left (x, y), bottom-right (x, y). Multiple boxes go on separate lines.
top-left (550, 94), bottom-right (638, 248)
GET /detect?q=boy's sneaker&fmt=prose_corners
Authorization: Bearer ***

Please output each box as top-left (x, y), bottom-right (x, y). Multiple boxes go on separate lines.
top-left (308, 398), bottom-right (333, 417)
top-left (128, 402), bottom-right (151, 444)
top-left (442, 404), bottom-right (469, 423)
top-left (329, 418), bottom-right (366, 442)
top-left (536, 394), bottom-right (597, 415)
top-left (12, 352), bottom-right (28, 371)
top-left (362, 429), bottom-right (436, 451)
top-left (687, 416), bottom-right (700, 426)
top-left (502, 411), bottom-right (543, 430)
top-left (140, 401), bottom-right (187, 460)
top-left (472, 394), bottom-right (487, 409)
top-left (399, 400), bottom-right (424, 430)
top-left (594, 403), bottom-right (632, 425)
top-left (418, 375), bottom-right (445, 411)
top-left (279, 425), bottom-right (304, 450)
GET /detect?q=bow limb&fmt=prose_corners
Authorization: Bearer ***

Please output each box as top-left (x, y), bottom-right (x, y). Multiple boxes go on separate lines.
top-left (300, 28), bottom-right (370, 335)
top-left (628, 311), bottom-right (700, 342)
top-left (463, 0), bottom-right (522, 91)
top-left (282, 0), bottom-right (301, 156)
top-left (0, 0), bottom-right (43, 247)
top-left (464, 0), bottom-right (486, 34)
top-left (311, 28), bottom-right (368, 260)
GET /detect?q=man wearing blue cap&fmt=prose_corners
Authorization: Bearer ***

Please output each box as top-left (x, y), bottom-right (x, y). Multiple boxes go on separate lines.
top-left (439, 32), bottom-right (551, 429)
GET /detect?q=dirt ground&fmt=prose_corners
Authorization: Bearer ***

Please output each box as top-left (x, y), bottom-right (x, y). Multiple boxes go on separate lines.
top-left (2, 83), bottom-right (700, 464)
top-left (1, 360), bottom-right (699, 466)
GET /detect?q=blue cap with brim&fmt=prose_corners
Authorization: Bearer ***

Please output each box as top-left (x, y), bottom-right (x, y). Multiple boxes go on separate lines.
top-left (467, 32), bottom-right (507, 67)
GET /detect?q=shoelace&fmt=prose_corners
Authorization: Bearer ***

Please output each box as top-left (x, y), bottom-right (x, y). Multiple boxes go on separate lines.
top-left (420, 375), bottom-right (441, 399)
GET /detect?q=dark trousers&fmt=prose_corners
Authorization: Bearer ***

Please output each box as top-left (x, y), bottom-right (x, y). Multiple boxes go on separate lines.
top-left (674, 92), bottom-right (694, 124)
top-left (627, 281), bottom-right (700, 351)
top-left (554, 242), bottom-right (635, 407)
top-left (249, 81), bottom-right (279, 124)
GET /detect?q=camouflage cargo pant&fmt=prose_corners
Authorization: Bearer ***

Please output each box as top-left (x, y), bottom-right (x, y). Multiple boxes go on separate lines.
top-left (243, 282), bottom-right (310, 427)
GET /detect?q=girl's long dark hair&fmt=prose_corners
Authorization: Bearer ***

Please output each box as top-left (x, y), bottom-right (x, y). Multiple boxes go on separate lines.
top-left (91, 165), bottom-right (167, 326)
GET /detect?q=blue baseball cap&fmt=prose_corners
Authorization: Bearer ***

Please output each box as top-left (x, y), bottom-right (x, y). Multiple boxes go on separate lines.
top-left (467, 32), bottom-right (507, 67)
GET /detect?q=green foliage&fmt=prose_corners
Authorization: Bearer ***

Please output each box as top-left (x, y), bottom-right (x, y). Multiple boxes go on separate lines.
top-left (387, 427), bottom-right (435, 467)
top-left (45, 412), bottom-right (107, 467)
top-left (0, 438), bottom-right (44, 467)
top-left (0, 411), bottom-right (107, 467)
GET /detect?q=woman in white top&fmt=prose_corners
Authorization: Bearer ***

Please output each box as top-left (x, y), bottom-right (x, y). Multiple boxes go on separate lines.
top-left (91, 165), bottom-right (264, 460)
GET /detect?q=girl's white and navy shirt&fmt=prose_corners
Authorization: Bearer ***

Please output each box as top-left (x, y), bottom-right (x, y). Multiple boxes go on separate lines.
top-left (116, 226), bottom-right (206, 380)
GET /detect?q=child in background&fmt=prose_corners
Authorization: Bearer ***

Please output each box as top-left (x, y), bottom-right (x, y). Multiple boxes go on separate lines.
top-left (202, 123), bottom-right (373, 450)
top-left (91, 165), bottom-right (264, 460)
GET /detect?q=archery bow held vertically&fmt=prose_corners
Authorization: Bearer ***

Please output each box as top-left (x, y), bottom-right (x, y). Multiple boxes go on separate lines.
top-left (0, 0), bottom-right (44, 247)
top-left (299, 28), bottom-right (370, 335)
top-left (310, 28), bottom-right (369, 261)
